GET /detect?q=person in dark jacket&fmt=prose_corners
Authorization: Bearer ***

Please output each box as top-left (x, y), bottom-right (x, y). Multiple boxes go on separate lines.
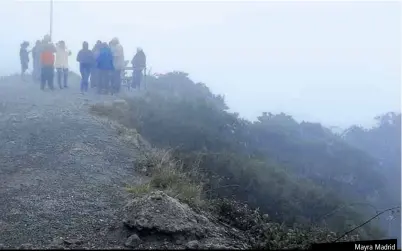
top-left (96, 42), bottom-right (114, 94)
top-left (77, 41), bottom-right (94, 93)
top-left (131, 47), bottom-right (146, 89)
top-left (90, 40), bottom-right (102, 88)
top-left (20, 41), bottom-right (30, 81)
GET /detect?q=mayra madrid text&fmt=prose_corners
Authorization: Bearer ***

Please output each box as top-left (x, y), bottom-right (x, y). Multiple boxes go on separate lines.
top-left (355, 243), bottom-right (396, 251)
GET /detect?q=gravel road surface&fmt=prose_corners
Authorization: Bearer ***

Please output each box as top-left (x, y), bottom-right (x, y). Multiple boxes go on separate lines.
top-left (0, 78), bottom-right (141, 248)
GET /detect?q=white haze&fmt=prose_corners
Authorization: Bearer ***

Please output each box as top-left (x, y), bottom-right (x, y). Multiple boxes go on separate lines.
top-left (0, 0), bottom-right (400, 128)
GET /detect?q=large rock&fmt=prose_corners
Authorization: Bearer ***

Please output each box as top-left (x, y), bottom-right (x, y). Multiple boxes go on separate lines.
top-left (122, 191), bottom-right (250, 249)
top-left (112, 99), bottom-right (129, 108)
top-left (124, 234), bottom-right (141, 248)
top-left (123, 191), bottom-right (209, 236)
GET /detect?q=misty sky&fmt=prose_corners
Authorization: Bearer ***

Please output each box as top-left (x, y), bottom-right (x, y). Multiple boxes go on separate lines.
top-left (0, 0), bottom-right (400, 128)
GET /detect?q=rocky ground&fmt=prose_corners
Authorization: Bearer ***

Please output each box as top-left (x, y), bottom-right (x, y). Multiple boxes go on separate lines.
top-left (0, 77), bottom-right (142, 249)
top-left (0, 76), bottom-right (248, 249)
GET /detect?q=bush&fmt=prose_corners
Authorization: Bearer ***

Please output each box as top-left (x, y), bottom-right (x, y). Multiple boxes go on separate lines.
top-left (212, 198), bottom-right (359, 249)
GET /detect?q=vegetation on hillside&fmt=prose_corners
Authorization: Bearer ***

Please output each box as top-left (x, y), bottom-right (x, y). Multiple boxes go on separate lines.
top-left (342, 112), bottom-right (401, 242)
top-left (90, 71), bottom-right (397, 248)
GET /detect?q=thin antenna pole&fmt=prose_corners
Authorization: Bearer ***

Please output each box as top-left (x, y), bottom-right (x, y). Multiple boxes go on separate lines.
top-left (50, 0), bottom-right (53, 40)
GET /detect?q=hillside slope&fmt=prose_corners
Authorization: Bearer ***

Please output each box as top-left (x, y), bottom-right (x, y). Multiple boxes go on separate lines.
top-left (91, 71), bottom-right (394, 241)
top-left (342, 113), bottom-right (401, 243)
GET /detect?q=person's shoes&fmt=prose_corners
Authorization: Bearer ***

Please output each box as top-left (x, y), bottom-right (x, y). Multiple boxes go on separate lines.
top-left (64, 85), bottom-right (68, 88)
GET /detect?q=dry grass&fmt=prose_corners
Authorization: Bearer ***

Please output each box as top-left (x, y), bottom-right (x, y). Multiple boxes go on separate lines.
top-left (127, 148), bottom-right (205, 208)
top-left (89, 100), bottom-right (130, 125)
top-left (91, 100), bottom-right (205, 207)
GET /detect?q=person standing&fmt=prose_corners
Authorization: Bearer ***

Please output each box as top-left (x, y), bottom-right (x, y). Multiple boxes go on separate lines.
top-left (109, 37), bottom-right (125, 94)
top-left (40, 34), bottom-right (56, 90)
top-left (31, 40), bottom-right (41, 83)
top-left (19, 41), bottom-right (30, 81)
top-left (90, 40), bottom-right (102, 88)
top-left (77, 41), bottom-right (94, 93)
top-left (55, 40), bottom-right (71, 89)
top-left (96, 42), bottom-right (114, 94)
top-left (131, 47), bottom-right (146, 90)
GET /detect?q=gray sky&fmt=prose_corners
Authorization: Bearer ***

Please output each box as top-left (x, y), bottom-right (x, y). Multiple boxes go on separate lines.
top-left (1, 1), bottom-right (400, 128)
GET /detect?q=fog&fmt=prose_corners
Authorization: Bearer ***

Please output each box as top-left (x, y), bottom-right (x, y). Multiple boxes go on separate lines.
top-left (0, 0), bottom-right (400, 128)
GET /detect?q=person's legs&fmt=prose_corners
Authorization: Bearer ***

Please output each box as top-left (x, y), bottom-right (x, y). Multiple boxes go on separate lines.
top-left (21, 63), bottom-right (28, 81)
top-left (97, 70), bottom-right (104, 94)
top-left (110, 70), bottom-right (117, 95)
top-left (48, 66), bottom-right (54, 90)
top-left (40, 67), bottom-right (46, 90)
top-left (33, 61), bottom-right (39, 83)
top-left (90, 69), bottom-right (97, 88)
top-left (63, 68), bottom-right (69, 88)
top-left (32, 64), bottom-right (37, 82)
top-left (81, 66), bottom-right (90, 92)
top-left (90, 69), bottom-right (94, 88)
top-left (56, 68), bottom-right (63, 89)
top-left (87, 68), bottom-right (92, 90)
top-left (36, 60), bottom-right (42, 82)
top-left (106, 70), bottom-right (112, 94)
top-left (43, 66), bottom-right (51, 90)
top-left (79, 67), bottom-right (85, 93)
top-left (131, 70), bottom-right (137, 89)
top-left (85, 67), bottom-right (91, 92)
top-left (133, 69), bottom-right (142, 89)
top-left (95, 69), bottom-right (99, 89)
top-left (116, 69), bottom-right (122, 93)
top-left (138, 70), bottom-right (143, 90)
top-left (96, 69), bottom-right (101, 90)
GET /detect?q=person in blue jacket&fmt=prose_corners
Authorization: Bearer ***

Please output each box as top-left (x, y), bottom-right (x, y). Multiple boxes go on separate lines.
top-left (96, 42), bottom-right (114, 94)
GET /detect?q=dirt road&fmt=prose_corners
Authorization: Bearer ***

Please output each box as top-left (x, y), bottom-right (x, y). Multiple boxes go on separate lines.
top-left (0, 77), bottom-right (140, 248)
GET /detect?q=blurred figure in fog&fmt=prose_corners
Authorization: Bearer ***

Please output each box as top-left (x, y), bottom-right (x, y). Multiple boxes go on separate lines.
top-left (55, 40), bottom-right (72, 89)
top-left (40, 34), bottom-right (56, 90)
top-left (19, 41), bottom-right (30, 81)
top-left (96, 42), bottom-right (114, 94)
top-left (77, 41), bottom-right (94, 93)
top-left (109, 37), bottom-right (125, 95)
top-left (131, 47), bottom-right (146, 90)
top-left (31, 40), bottom-right (41, 83)
top-left (91, 40), bottom-right (102, 88)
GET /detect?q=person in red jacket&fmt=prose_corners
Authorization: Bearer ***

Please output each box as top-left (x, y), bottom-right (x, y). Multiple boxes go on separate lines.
top-left (40, 35), bottom-right (56, 90)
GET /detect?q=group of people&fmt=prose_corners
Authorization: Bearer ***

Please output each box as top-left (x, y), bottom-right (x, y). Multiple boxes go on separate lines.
top-left (19, 35), bottom-right (147, 94)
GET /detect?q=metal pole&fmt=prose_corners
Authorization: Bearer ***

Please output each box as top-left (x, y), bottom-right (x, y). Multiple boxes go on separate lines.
top-left (50, 0), bottom-right (53, 40)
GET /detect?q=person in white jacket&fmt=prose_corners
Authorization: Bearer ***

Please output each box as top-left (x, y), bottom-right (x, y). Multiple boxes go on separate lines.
top-left (109, 37), bottom-right (125, 94)
top-left (55, 40), bottom-right (72, 89)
